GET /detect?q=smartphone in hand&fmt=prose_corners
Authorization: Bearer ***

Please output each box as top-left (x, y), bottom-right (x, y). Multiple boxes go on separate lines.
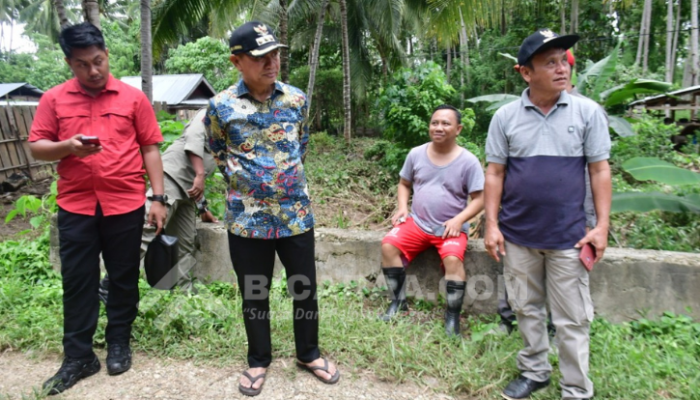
top-left (579, 243), bottom-right (596, 271)
top-left (80, 136), bottom-right (101, 146)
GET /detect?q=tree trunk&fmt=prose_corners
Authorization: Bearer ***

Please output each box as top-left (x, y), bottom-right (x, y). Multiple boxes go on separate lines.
top-left (666, 0), bottom-right (674, 83)
top-left (54, 0), bottom-right (69, 28)
top-left (446, 46), bottom-right (452, 82)
top-left (306, 0), bottom-right (329, 113)
top-left (692, 0), bottom-right (699, 86)
top-left (642, 0), bottom-right (652, 74)
top-left (635, 0), bottom-right (650, 66)
top-left (339, 0), bottom-right (352, 143)
top-left (459, 7), bottom-right (469, 107)
top-left (140, 0), bottom-right (153, 103)
top-left (279, 0), bottom-right (289, 83)
top-left (560, 0), bottom-right (567, 34)
top-left (570, 0), bottom-right (578, 34)
top-left (671, 0), bottom-right (682, 80)
top-left (501, 0), bottom-right (506, 35)
top-left (82, 0), bottom-right (100, 28)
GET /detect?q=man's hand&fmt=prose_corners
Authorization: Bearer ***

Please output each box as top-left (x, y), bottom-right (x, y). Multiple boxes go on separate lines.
top-left (575, 226), bottom-right (608, 264)
top-left (200, 209), bottom-right (218, 223)
top-left (391, 208), bottom-right (409, 226)
top-left (187, 174), bottom-right (205, 202)
top-left (441, 217), bottom-right (464, 239)
top-left (71, 134), bottom-right (102, 158)
top-left (484, 224), bottom-right (506, 262)
top-left (148, 202), bottom-right (167, 235)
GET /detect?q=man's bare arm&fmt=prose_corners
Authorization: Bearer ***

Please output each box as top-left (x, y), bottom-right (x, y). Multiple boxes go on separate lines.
top-left (576, 160), bottom-right (612, 263)
top-left (391, 178), bottom-right (412, 226)
top-left (484, 163), bottom-right (506, 261)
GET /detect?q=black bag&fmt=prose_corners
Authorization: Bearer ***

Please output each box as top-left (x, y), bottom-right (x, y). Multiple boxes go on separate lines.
top-left (144, 234), bottom-right (179, 289)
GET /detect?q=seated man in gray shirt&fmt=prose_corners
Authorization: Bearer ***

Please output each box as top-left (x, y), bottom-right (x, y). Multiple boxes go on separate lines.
top-left (380, 104), bottom-right (485, 337)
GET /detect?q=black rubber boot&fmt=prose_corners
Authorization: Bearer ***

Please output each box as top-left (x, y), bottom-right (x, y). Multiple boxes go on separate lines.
top-left (380, 267), bottom-right (407, 321)
top-left (444, 280), bottom-right (466, 337)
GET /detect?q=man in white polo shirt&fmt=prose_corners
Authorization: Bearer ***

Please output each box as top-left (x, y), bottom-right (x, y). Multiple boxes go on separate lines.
top-left (484, 29), bottom-right (611, 400)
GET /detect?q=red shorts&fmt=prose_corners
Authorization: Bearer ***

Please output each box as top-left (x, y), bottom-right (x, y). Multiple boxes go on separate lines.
top-left (381, 217), bottom-right (468, 266)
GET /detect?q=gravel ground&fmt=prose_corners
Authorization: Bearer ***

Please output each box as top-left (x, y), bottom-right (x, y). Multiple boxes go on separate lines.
top-left (0, 350), bottom-right (467, 400)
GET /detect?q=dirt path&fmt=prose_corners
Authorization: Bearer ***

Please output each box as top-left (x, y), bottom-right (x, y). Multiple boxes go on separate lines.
top-left (0, 350), bottom-right (465, 400)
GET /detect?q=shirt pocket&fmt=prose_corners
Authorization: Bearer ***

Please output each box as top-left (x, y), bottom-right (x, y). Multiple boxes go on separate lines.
top-left (55, 105), bottom-right (91, 141)
top-left (101, 108), bottom-right (135, 142)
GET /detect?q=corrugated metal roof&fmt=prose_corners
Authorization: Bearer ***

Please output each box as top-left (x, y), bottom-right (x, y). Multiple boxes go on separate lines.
top-left (120, 74), bottom-right (216, 105)
top-left (0, 82), bottom-right (44, 98)
top-left (630, 84), bottom-right (700, 106)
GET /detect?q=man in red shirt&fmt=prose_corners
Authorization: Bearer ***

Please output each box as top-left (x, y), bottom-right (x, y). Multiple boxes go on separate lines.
top-left (28, 22), bottom-right (166, 395)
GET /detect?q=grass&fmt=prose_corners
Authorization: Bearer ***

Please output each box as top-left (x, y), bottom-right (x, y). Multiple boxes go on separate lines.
top-left (2, 132), bottom-right (700, 399)
top-left (304, 132), bottom-right (396, 230)
top-left (1, 247), bottom-right (699, 399)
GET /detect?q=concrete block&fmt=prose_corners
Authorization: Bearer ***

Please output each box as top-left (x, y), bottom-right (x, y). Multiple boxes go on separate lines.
top-left (49, 220), bottom-right (700, 323)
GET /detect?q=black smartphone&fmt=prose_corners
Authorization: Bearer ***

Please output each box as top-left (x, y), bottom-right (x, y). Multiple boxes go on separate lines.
top-left (80, 136), bottom-right (101, 146)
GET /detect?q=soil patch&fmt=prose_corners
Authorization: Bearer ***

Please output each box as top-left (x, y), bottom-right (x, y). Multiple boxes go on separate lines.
top-left (0, 350), bottom-right (467, 400)
top-left (0, 178), bottom-right (52, 241)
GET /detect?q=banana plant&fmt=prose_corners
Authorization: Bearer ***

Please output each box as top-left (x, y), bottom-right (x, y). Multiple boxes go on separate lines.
top-left (469, 39), bottom-right (672, 138)
top-left (612, 157), bottom-right (700, 214)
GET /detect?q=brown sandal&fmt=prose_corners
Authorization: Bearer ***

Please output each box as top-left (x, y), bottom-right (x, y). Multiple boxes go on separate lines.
top-left (238, 370), bottom-right (266, 396)
top-left (297, 358), bottom-right (340, 384)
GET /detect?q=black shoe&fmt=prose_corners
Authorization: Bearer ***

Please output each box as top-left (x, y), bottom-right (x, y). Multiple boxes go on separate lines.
top-left (501, 376), bottom-right (550, 400)
top-left (380, 299), bottom-right (408, 321)
top-left (106, 343), bottom-right (132, 375)
top-left (98, 275), bottom-right (110, 305)
top-left (43, 355), bottom-right (100, 395)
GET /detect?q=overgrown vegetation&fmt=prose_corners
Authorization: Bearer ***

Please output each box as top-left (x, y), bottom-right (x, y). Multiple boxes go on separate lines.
top-left (1, 235), bottom-right (699, 399)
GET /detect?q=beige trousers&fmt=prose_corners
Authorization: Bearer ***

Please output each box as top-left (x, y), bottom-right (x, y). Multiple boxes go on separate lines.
top-left (504, 240), bottom-right (594, 400)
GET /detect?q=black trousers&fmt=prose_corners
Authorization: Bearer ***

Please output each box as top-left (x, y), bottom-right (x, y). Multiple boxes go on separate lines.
top-left (228, 229), bottom-right (321, 368)
top-left (58, 204), bottom-right (144, 359)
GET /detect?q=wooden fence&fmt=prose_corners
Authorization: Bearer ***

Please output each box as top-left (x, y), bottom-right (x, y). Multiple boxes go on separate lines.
top-left (0, 103), bottom-right (202, 185)
top-left (0, 105), bottom-right (56, 183)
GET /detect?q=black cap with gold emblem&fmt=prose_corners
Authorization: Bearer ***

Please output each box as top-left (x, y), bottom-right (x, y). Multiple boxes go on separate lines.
top-left (517, 29), bottom-right (579, 66)
top-left (229, 21), bottom-right (288, 56)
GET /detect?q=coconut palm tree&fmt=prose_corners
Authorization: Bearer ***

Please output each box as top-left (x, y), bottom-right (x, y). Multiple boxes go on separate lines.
top-left (141, 0), bottom-right (152, 102)
top-left (339, 0), bottom-right (350, 142)
top-left (82, 0), bottom-right (99, 27)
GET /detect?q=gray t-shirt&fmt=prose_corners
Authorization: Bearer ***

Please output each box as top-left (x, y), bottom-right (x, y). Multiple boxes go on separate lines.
top-left (400, 143), bottom-right (485, 234)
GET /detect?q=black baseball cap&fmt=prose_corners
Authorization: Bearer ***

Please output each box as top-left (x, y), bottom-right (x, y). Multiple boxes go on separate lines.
top-left (517, 29), bottom-right (579, 66)
top-left (229, 21), bottom-right (287, 56)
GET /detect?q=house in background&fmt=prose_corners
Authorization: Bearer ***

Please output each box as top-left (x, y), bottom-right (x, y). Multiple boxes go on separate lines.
top-left (0, 83), bottom-right (43, 103)
top-left (120, 74), bottom-right (216, 118)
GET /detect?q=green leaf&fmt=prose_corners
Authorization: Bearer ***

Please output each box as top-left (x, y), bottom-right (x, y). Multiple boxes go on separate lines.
top-left (601, 79), bottom-right (672, 107)
top-left (498, 52), bottom-right (518, 63)
top-left (578, 40), bottom-right (620, 101)
top-left (622, 157), bottom-right (700, 186)
top-left (467, 94), bottom-right (519, 104)
top-left (608, 115), bottom-right (635, 137)
top-left (486, 98), bottom-right (519, 111)
top-left (29, 216), bottom-right (44, 229)
top-left (612, 192), bottom-right (700, 214)
top-left (5, 209), bottom-right (19, 224)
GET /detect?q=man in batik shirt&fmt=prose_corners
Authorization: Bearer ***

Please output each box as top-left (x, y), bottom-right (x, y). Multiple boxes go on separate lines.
top-left (205, 21), bottom-right (339, 397)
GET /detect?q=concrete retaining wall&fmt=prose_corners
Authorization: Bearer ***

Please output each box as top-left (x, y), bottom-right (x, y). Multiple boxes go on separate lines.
top-left (50, 221), bottom-right (700, 323)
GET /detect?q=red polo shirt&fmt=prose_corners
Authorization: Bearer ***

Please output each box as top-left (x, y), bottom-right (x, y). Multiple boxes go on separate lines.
top-left (29, 75), bottom-right (163, 216)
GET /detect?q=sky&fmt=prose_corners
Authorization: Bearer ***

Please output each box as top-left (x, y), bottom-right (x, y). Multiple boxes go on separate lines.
top-left (0, 21), bottom-right (37, 53)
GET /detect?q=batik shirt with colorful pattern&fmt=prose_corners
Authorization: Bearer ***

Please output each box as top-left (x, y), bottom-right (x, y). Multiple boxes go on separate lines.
top-left (205, 80), bottom-right (314, 239)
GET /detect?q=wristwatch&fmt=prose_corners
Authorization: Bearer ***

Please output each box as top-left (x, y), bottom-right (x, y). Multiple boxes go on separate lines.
top-left (147, 194), bottom-right (168, 205)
